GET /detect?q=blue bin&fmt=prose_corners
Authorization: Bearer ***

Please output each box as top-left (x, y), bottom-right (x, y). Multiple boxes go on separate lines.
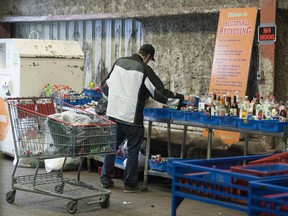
top-left (143, 108), bottom-right (155, 117)
top-left (186, 111), bottom-right (202, 122)
top-left (154, 108), bottom-right (172, 120)
top-left (200, 114), bottom-right (219, 125)
top-left (149, 159), bottom-right (167, 172)
top-left (170, 110), bottom-right (187, 121)
top-left (257, 120), bottom-right (288, 132)
top-left (83, 88), bottom-right (103, 101)
top-left (218, 116), bottom-right (238, 127)
top-left (237, 119), bottom-right (258, 130)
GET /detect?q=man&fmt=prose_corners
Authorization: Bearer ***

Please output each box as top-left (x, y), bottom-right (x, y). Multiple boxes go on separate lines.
top-left (100, 44), bottom-right (193, 192)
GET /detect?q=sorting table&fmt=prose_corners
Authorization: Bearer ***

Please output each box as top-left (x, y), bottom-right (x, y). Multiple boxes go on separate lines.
top-left (143, 116), bottom-right (288, 187)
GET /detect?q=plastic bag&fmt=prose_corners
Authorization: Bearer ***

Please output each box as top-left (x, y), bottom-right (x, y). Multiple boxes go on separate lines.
top-left (44, 157), bottom-right (80, 173)
top-left (123, 151), bottom-right (146, 168)
top-left (48, 110), bottom-right (94, 125)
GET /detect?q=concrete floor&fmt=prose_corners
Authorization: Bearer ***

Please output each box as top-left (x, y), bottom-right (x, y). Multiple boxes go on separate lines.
top-left (0, 155), bottom-right (246, 216)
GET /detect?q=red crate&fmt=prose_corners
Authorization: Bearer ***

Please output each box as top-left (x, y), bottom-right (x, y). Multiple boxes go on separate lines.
top-left (249, 152), bottom-right (288, 165)
top-left (231, 163), bottom-right (288, 177)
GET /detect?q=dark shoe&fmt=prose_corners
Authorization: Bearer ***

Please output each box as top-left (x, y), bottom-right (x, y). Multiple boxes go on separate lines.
top-left (123, 185), bottom-right (148, 193)
top-left (101, 179), bottom-right (114, 189)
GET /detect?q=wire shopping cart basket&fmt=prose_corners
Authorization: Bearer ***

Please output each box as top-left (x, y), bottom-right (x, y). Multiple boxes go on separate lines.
top-left (5, 97), bottom-right (116, 214)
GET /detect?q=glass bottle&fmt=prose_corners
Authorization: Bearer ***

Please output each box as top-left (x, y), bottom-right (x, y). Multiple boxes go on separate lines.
top-left (218, 97), bottom-right (226, 116)
top-left (279, 104), bottom-right (287, 122)
top-left (249, 97), bottom-right (256, 117)
top-left (198, 93), bottom-right (206, 112)
top-left (263, 96), bottom-right (272, 120)
top-left (209, 93), bottom-right (217, 116)
top-left (240, 96), bottom-right (249, 119)
top-left (225, 94), bottom-right (232, 116)
top-left (253, 93), bottom-right (260, 116)
top-left (255, 96), bottom-right (263, 120)
top-left (235, 90), bottom-right (240, 104)
top-left (230, 95), bottom-right (238, 116)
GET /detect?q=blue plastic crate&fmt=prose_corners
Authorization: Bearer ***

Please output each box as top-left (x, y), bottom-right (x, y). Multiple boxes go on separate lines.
top-left (166, 158), bottom-right (183, 175)
top-left (185, 111), bottom-right (202, 122)
top-left (218, 116), bottom-right (238, 127)
top-left (81, 98), bottom-right (92, 105)
top-left (149, 159), bottom-right (167, 172)
top-left (171, 154), bottom-right (273, 213)
top-left (257, 120), bottom-right (288, 132)
top-left (55, 98), bottom-right (82, 106)
top-left (170, 110), bottom-right (187, 121)
top-left (237, 119), bottom-right (258, 130)
top-left (249, 177), bottom-right (288, 216)
top-left (200, 114), bottom-right (219, 125)
top-left (83, 88), bottom-right (103, 101)
top-left (154, 108), bottom-right (171, 120)
top-left (143, 108), bottom-right (155, 117)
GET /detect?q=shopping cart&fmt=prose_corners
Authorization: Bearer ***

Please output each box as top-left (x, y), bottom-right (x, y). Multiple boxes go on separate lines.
top-left (5, 97), bottom-right (116, 214)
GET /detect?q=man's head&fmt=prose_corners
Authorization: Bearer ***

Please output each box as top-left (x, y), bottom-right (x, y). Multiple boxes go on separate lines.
top-left (138, 44), bottom-right (155, 63)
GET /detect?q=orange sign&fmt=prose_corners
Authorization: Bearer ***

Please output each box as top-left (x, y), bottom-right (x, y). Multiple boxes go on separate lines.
top-left (0, 97), bottom-right (10, 141)
top-left (208, 7), bottom-right (258, 144)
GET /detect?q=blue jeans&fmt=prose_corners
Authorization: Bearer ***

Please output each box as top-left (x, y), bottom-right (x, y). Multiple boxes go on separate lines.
top-left (100, 121), bottom-right (144, 187)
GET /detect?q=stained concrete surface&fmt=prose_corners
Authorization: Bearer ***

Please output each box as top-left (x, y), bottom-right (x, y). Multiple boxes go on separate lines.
top-left (0, 155), bottom-right (246, 216)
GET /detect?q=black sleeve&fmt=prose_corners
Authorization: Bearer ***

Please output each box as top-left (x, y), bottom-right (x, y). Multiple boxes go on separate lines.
top-left (101, 61), bottom-right (117, 96)
top-left (144, 65), bottom-right (185, 109)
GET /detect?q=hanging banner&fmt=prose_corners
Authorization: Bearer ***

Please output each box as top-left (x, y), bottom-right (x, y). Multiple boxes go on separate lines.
top-left (207, 7), bottom-right (258, 144)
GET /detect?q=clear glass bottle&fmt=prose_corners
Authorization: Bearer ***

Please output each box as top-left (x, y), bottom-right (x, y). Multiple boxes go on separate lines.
top-left (240, 96), bottom-right (249, 119)
top-left (209, 93), bottom-right (217, 116)
top-left (263, 96), bottom-right (272, 120)
top-left (255, 96), bottom-right (263, 120)
top-left (218, 97), bottom-right (226, 116)
top-left (198, 93), bottom-right (206, 112)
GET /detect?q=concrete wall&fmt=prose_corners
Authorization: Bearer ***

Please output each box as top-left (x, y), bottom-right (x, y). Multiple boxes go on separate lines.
top-left (1, 0), bottom-right (288, 100)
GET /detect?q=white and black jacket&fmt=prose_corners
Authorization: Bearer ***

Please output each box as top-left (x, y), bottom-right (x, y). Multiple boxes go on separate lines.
top-left (101, 54), bottom-right (184, 126)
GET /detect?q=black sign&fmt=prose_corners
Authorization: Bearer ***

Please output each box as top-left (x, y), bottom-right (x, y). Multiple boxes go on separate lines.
top-left (258, 25), bottom-right (276, 42)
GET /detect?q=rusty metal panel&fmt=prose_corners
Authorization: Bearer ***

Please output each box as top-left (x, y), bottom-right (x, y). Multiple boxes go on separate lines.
top-left (13, 19), bottom-right (142, 88)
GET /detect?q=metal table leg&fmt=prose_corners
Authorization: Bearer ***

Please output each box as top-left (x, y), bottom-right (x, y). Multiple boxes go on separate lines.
top-left (244, 133), bottom-right (249, 156)
top-left (143, 121), bottom-right (152, 187)
top-left (283, 137), bottom-right (287, 151)
top-left (180, 125), bottom-right (187, 159)
top-left (167, 122), bottom-right (172, 157)
top-left (207, 128), bottom-right (212, 159)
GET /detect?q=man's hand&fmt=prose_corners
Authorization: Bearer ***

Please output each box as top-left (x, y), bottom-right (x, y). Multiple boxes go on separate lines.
top-left (184, 95), bottom-right (194, 102)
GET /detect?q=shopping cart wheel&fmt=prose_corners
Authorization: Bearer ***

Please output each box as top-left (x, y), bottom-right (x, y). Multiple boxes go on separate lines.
top-left (55, 182), bottom-right (65, 194)
top-left (6, 190), bottom-right (16, 203)
top-left (66, 200), bottom-right (78, 214)
top-left (99, 195), bottom-right (110, 209)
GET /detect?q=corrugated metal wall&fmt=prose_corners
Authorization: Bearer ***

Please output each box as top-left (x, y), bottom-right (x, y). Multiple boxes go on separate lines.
top-left (12, 19), bottom-right (143, 88)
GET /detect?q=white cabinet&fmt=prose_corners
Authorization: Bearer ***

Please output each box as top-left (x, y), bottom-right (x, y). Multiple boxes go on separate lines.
top-left (0, 39), bottom-right (84, 156)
